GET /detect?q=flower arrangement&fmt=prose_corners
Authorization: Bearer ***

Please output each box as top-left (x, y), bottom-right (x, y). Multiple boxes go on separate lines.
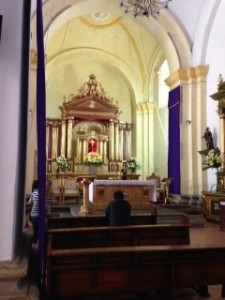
top-left (56, 155), bottom-right (68, 170)
top-left (83, 152), bottom-right (103, 165)
top-left (202, 148), bottom-right (221, 170)
top-left (127, 157), bottom-right (141, 173)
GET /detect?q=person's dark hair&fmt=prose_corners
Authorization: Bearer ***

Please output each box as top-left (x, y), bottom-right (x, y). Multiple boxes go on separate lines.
top-left (32, 179), bottom-right (39, 191)
top-left (114, 190), bottom-right (124, 200)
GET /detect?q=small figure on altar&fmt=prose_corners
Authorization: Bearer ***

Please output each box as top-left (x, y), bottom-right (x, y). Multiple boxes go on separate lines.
top-left (121, 168), bottom-right (127, 180)
top-left (202, 127), bottom-right (214, 150)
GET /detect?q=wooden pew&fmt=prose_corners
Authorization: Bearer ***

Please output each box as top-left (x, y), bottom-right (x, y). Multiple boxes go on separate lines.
top-left (43, 224), bottom-right (190, 298)
top-left (44, 244), bottom-right (225, 299)
top-left (47, 224), bottom-right (190, 250)
top-left (46, 213), bottom-right (158, 230)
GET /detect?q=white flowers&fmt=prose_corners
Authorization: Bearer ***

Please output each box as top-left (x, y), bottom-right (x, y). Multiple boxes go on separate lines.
top-left (56, 156), bottom-right (68, 170)
top-left (84, 152), bottom-right (103, 165)
top-left (202, 148), bottom-right (221, 170)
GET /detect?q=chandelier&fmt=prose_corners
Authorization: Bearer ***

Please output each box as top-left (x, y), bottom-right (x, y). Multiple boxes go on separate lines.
top-left (118, 0), bottom-right (172, 18)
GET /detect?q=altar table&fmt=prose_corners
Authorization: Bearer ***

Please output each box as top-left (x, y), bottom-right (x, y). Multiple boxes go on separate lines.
top-left (89, 180), bottom-right (156, 211)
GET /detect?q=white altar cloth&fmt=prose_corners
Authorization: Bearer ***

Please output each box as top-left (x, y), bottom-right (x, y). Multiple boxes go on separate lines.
top-left (89, 179), bottom-right (156, 203)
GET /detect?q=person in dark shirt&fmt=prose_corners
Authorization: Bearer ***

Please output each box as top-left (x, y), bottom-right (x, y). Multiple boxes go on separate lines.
top-left (105, 190), bottom-right (131, 226)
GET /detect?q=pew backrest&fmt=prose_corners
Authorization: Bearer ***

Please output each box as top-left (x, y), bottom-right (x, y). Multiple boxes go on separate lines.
top-left (45, 244), bottom-right (225, 300)
top-left (47, 224), bottom-right (190, 249)
top-left (46, 213), bottom-right (157, 230)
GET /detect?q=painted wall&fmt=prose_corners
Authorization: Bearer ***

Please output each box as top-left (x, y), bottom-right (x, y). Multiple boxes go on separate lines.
top-left (0, 0), bottom-right (29, 261)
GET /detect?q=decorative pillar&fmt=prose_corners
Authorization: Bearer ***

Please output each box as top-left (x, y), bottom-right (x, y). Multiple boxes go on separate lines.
top-left (136, 103), bottom-right (154, 179)
top-left (115, 121), bottom-right (119, 161)
top-left (165, 65), bottom-right (209, 195)
top-left (61, 119), bottom-right (66, 157)
top-left (103, 138), bottom-right (108, 163)
top-left (219, 114), bottom-right (225, 170)
top-left (126, 123), bottom-right (132, 160)
top-left (109, 120), bottom-right (115, 160)
top-left (99, 138), bottom-right (103, 159)
top-left (211, 76), bottom-right (225, 190)
top-left (77, 137), bottom-right (82, 163)
top-left (52, 121), bottom-right (58, 158)
top-left (82, 139), bottom-right (87, 162)
top-left (46, 120), bottom-right (53, 160)
top-left (79, 178), bottom-right (93, 215)
top-left (67, 117), bottom-right (73, 159)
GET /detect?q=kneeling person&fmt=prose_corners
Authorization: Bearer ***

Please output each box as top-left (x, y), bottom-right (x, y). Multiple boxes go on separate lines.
top-left (105, 190), bottom-right (131, 226)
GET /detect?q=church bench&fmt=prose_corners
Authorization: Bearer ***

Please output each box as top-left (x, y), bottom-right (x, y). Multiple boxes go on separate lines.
top-left (44, 244), bottom-right (225, 299)
top-left (46, 224), bottom-right (190, 250)
top-left (46, 213), bottom-right (158, 230)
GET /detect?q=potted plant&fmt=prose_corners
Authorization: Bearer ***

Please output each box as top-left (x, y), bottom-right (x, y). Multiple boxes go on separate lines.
top-left (83, 152), bottom-right (103, 175)
top-left (202, 148), bottom-right (221, 170)
top-left (83, 152), bottom-right (103, 166)
top-left (56, 155), bottom-right (68, 173)
top-left (127, 157), bottom-right (141, 173)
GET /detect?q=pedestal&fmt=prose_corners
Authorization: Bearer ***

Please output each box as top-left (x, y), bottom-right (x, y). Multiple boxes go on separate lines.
top-left (79, 178), bottom-right (94, 216)
top-left (89, 165), bottom-right (97, 175)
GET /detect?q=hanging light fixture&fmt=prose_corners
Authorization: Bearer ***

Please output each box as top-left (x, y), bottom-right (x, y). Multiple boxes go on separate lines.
top-left (118, 0), bottom-right (172, 18)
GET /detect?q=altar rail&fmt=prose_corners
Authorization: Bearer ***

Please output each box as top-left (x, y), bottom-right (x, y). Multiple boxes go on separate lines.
top-left (44, 244), bottom-right (225, 299)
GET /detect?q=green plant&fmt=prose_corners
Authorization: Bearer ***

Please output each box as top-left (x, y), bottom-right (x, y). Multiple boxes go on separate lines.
top-left (127, 157), bottom-right (141, 173)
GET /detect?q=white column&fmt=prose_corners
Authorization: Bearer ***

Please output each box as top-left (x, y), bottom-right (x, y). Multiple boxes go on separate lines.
top-left (165, 65), bottom-right (209, 195)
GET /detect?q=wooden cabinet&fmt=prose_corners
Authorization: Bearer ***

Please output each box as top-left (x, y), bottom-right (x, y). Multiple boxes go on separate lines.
top-left (202, 191), bottom-right (225, 222)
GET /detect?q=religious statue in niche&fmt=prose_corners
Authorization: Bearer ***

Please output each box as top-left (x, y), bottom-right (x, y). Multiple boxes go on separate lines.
top-left (88, 138), bottom-right (97, 153)
top-left (202, 127), bottom-right (214, 150)
top-left (198, 126), bottom-right (221, 171)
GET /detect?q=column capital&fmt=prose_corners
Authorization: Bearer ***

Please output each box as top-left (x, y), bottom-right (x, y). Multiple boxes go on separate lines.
top-left (165, 65), bottom-right (209, 88)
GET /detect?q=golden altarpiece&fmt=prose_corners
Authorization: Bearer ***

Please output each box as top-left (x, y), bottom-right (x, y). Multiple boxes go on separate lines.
top-left (202, 76), bottom-right (225, 222)
top-left (45, 74), bottom-right (136, 179)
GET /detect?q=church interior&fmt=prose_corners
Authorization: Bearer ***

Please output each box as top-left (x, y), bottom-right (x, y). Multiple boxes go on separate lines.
top-left (1, 0), bottom-right (225, 299)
